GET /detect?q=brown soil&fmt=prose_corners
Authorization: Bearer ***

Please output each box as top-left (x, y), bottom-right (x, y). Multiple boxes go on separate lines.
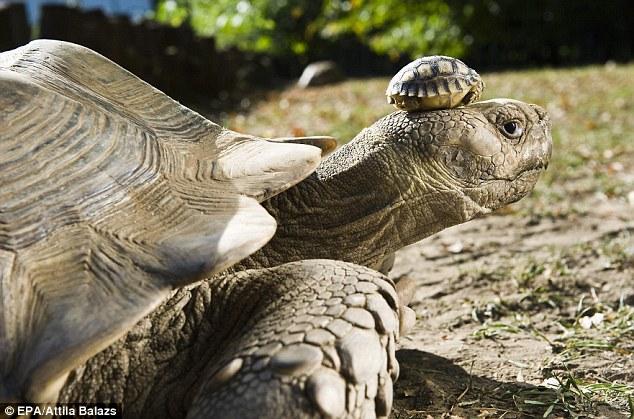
top-left (390, 198), bottom-right (633, 418)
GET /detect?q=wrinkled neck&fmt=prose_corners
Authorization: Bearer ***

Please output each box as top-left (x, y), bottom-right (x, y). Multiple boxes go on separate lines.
top-left (246, 175), bottom-right (399, 270)
top-left (239, 126), bottom-right (475, 271)
top-left (238, 103), bottom-right (546, 271)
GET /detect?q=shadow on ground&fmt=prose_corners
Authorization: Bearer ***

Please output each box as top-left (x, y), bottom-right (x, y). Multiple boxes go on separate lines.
top-left (392, 349), bottom-right (626, 418)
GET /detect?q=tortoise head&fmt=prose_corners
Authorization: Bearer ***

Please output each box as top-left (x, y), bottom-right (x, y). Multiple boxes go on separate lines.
top-left (313, 98), bottom-right (552, 254)
top-left (424, 98), bottom-right (552, 213)
top-left (236, 98), bottom-right (551, 270)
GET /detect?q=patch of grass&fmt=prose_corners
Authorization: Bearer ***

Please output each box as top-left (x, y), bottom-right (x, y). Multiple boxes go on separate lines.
top-left (517, 261), bottom-right (546, 287)
top-left (208, 63), bottom-right (634, 217)
top-left (580, 381), bottom-right (634, 407)
top-left (457, 265), bottom-right (512, 285)
top-left (511, 370), bottom-right (634, 418)
top-left (537, 294), bottom-right (634, 371)
top-left (599, 230), bottom-right (634, 270)
top-left (460, 235), bottom-right (633, 416)
top-left (511, 373), bottom-right (592, 418)
top-left (472, 321), bottom-right (524, 340)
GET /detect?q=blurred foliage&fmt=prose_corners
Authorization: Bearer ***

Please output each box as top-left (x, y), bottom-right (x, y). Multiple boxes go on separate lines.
top-left (318, 0), bottom-right (464, 60)
top-left (153, 0), bottom-right (464, 60)
top-left (155, 0), bottom-right (325, 55)
top-left (154, 0), bottom-right (632, 70)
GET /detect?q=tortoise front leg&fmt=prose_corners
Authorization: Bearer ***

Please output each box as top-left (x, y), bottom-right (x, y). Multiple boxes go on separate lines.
top-left (59, 260), bottom-right (407, 418)
top-left (188, 260), bottom-right (404, 419)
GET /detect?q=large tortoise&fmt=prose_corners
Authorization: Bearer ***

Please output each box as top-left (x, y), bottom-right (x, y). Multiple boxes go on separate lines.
top-left (0, 41), bottom-right (552, 418)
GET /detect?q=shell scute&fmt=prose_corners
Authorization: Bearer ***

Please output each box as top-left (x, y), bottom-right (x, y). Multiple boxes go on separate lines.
top-left (386, 55), bottom-right (484, 112)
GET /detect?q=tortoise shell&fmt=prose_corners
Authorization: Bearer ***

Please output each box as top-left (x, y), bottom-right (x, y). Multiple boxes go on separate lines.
top-left (386, 56), bottom-right (484, 111)
top-left (0, 40), bottom-right (331, 401)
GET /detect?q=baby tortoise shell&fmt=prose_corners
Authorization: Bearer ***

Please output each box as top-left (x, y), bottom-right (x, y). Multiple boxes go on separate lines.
top-left (386, 55), bottom-right (484, 111)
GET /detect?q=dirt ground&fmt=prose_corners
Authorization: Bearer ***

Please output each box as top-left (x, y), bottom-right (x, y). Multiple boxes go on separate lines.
top-left (390, 194), bottom-right (633, 418)
top-left (209, 62), bottom-right (634, 418)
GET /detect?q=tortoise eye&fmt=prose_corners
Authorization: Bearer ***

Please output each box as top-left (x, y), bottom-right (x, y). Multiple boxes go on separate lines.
top-left (501, 120), bottom-right (523, 138)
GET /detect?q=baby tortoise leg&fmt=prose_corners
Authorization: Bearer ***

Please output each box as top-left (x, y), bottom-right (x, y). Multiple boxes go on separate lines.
top-left (188, 260), bottom-right (407, 419)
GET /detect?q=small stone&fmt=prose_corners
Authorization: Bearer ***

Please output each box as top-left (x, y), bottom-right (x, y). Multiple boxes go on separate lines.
top-left (591, 312), bottom-right (604, 326)
top-left (517, 369), bottom-right (525, 382)
top-left (305, 328), bottom-right (336, 346)
top-left (270, 343), bottom-right (323, 376)
top-left (447, 240), bottom-right (464, 254)
top-left (337, 329), bottom-right (383, 383)
top-left (579, 316), bottom-right (593, 329)
top-left (306, 369), bottom-right (346, 417)
top-left (542, 377), bottom-right (560, 388)
top-left (343, 307), bottom-right (375, 329)
top-left (327, 319), bottom-right (352, 338)
top-left (297, 61), bottom-right (344, 88)
top-left (579, 312), bottom-right (604, 329)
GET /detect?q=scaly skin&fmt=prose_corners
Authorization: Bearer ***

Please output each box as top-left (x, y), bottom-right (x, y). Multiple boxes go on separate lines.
top-left (242, 99), bottom-right (551, 271)
top-left (59, 261), bottom-right (402, 419)
top-left (58, 99), bottom-right (551, 418)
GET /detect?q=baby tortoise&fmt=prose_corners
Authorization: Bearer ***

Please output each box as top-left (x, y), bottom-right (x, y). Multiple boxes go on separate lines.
top-left (386, 55), bottom-right (484, 111)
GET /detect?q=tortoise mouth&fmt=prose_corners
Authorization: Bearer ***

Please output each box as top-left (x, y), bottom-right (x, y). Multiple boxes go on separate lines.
top-left (500, 162), bottom-right (547, 184)
top-left (521, 158), bottom-right (548, 175)
top-left (517, 166), bottom-right (545, 180)
top-left (473, 167), bottom-right (544, 211)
